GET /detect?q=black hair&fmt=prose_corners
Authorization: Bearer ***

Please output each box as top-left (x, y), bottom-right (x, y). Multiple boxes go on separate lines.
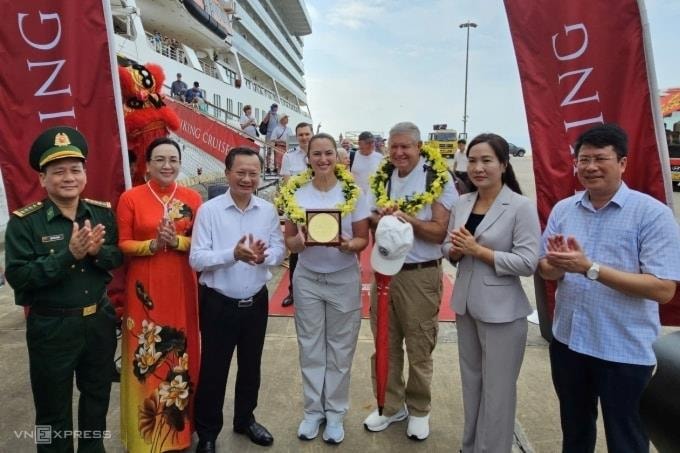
top-left (574, 123), bottom-right (628, 158)
top-left (193, 81), bottom-right (200, 88)
top-left (295, 122), bottom-right (313, 134)
top-left (466, 133), bottom-right (523, 194)
top-left (128, 150), bottom-right (137, 163)
top-left (307, 133), bottom-right (338, 156)
top-left (225, 147), bottom-right (263, 170)
top-left (458, 138), bottom-right (467, 145)
top-left (145, 137), bottom-right (182, 162)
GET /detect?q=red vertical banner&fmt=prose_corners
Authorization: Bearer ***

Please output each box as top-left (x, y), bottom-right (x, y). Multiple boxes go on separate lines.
top-left (0, 0), bottom-right (126, 211)
top-left (504, 0), bottom-right (680, 325)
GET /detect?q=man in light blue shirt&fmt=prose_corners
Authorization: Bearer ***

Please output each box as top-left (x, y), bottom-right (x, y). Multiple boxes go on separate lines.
top-left (279, 122), bottom-right (313, 307)
top-left (539, 124), bottom-right (680, 453)
top-left (189, 147), bottom-right (285, 451)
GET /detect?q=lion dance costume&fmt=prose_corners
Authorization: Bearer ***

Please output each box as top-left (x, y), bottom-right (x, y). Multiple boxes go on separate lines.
top-left (118, 58), bottom-right (180, 186)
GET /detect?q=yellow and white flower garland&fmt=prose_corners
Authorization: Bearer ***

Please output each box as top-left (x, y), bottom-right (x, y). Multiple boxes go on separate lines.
top-left (369, 143), bottom-right (450, 215)
top-left (275, 164), bottom-right (360, 224)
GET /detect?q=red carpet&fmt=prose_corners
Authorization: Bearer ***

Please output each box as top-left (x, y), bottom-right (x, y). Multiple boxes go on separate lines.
top-left (269, 249), bottom-right (456, 321)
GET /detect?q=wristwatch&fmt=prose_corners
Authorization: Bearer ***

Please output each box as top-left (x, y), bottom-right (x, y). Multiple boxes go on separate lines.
top-left (586, 262), bottom-right (600, 280)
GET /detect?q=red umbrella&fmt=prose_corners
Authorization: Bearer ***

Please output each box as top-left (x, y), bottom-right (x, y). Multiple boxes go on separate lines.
top-left (374, 272), bottom-right (391, 415)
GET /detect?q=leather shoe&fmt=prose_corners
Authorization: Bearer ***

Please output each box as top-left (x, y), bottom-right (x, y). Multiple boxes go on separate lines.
top-left (234, 421), bottom-right (274, 446)
top-left (281, 294), bottom-right (294, 307)
top-left (196, 439), bottom-right (215, 453)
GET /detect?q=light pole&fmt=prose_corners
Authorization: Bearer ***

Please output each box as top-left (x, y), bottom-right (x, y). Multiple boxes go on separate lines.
top-left (459, 21), bottom-right (477, 137)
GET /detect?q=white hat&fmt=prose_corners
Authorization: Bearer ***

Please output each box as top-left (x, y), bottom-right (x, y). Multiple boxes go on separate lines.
top-left (371, 215), bottom-right (414, 275)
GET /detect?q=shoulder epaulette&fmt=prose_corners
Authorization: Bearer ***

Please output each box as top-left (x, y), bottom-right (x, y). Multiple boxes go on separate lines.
top-left (83, 198), bottom-right (112, 209)
top-left (12, 201), bottom-right (44, 218)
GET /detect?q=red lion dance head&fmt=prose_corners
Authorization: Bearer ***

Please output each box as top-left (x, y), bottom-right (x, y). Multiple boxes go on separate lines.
top-left (118, 58), bottom-right (180, 185)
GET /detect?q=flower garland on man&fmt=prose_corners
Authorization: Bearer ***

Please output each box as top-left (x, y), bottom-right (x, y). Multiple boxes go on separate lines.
top-left (363, 122), bottom-right (458, 441)
top-left (369, 141), bottom-right (450, 215)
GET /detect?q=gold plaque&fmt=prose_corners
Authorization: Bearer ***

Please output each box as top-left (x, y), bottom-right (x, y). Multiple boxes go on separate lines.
top-left (305, 209), bottom-right (341, 246)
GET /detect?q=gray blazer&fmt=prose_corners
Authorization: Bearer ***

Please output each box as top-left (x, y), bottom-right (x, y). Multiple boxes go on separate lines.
top-left (443, 185), bottom-right (541, 323)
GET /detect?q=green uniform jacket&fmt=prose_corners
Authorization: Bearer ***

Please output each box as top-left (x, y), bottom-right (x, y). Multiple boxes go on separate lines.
top-left (5, 198), bottom-right (123, 308)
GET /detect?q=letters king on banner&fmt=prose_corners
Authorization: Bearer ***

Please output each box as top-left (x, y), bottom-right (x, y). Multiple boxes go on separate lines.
top-left (504, 0), bottom-right (680, 326)
top-left (166, 98), bottom-right (258, 161)
top-left (0, 1), bottom-right (127, 212)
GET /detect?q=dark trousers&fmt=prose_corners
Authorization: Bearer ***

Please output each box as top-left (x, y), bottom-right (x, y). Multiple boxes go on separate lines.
top-left (194, 285), bottom-right (269, 441)
top-left (27, 301), bottom-right (117, 453)
top-left (549, 339), bottom-right (653, 453)
top-left (288, 252), bottom-right (298, 295)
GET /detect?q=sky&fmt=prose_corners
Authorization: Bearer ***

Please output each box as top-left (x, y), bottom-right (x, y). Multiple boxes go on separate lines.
top-left (301, 0), bottom-right (680, 148)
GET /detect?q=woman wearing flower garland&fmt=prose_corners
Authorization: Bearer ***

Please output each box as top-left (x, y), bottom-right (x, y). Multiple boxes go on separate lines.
top-left (116, 137), bottom-right (202, 453)
top-left (279, 132), bottom-right (370, 444)
top-left (442, 133), bottom-right (540, 452)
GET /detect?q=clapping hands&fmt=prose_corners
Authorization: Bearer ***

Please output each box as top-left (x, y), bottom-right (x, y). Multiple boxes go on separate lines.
top-left (235, 234), bottom-right (268, 265)
top-left (544, 234), bottom-right (591, 274)
top-left (69, 220), bottom-right (106, 260)
top-left (449, 226), bottom-right (480, 257)
top-left (159, 217), bottom-right (179, 249)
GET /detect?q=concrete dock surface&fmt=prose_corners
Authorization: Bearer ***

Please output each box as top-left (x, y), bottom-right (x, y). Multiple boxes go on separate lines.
top-left (1, 157), bottom-right (677, 452)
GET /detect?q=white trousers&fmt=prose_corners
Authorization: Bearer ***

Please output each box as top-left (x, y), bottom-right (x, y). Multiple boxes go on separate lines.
top-left (293, 263), bottom-right (361, 422)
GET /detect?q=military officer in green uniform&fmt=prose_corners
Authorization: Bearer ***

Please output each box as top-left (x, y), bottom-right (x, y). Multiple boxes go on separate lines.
top-left (4, 126), bottom-right (123, 453)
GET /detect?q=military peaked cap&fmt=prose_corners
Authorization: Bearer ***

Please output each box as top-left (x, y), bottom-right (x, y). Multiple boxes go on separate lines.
top-left (29, 126), bottom-right (88, 171)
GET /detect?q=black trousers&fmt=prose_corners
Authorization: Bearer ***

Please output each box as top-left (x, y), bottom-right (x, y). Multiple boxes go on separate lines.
top-left (550, 339), bottom-right (654, 453)
top-left (27, 300), bottom-right (117, 453)
top-left (194, 285), bottom-right (269, 441)
top-left (288, 252), bottom-right (298, 295)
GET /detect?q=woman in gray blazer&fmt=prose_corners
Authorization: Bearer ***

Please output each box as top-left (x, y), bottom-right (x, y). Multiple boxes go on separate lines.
top-left (442, 133), bottom-right (540, 453)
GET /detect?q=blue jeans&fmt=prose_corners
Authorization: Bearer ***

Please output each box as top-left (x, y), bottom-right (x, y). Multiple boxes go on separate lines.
top-left (549, 339), bottom-right (653, 453)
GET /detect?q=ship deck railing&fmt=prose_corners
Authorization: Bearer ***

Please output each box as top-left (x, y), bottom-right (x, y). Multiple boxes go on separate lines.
top-left (140, 31), bottom-right (308, 118)
top-left (163, 88), bottom-right (287, 180)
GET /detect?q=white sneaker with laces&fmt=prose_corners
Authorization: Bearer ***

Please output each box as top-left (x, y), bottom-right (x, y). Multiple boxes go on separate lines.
top-left (297, 418), bottom-right (324, 440)
top-left (322, 421), bottom-right (345, 444)
top-left (363, 405), bottom-right (409, 432)
top-left (406, 414), bottom-right (430, 440)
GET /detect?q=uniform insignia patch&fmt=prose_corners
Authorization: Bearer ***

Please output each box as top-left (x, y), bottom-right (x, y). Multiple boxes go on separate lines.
top-left (41, 234), bottom-right (65, 243)
top-left (83, 198), bottom-right (112, 208)
top-left (12, 202), bottom-right (43, 218)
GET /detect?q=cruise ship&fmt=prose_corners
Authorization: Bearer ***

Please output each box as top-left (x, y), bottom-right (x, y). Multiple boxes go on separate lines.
top-left (110, 0), bottom-right (313, 179)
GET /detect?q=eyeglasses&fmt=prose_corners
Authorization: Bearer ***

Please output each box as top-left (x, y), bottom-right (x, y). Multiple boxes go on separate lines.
top-left (575, 156), bottom-right (618, 166)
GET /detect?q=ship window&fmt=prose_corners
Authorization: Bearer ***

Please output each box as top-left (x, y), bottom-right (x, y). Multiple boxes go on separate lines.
top-left (430, 132), bottom-right (458, 141)
top-left (255, 108), bottom-right (260, 121)
top-left (213, 95), bottom-right (222, 120)
top-left (226, 98), bottom-right (234, 114)
top-left (112, 15), bottom-right (135, 39)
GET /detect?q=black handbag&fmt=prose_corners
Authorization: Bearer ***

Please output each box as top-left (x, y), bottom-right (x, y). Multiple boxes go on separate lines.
top-left (258, 120), bottom-right (268, 135)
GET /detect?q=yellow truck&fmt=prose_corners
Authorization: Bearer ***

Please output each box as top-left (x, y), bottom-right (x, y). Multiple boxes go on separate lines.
top-left (425, 124), bottom-right (465, 158)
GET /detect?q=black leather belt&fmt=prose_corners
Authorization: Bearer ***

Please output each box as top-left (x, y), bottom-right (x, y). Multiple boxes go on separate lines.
top-left (207, 285), bottom-right (266, 308)
top-left (401, 259), bottom-right (441, 271)
top-left (30, 298), bottom-right (105, 317)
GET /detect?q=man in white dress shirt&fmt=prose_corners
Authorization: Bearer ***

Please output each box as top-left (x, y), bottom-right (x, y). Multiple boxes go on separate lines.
top-left (279, 122), bottom-right (313, 307)
top-left (351, 131), bottom-right (384, 194)
top-left (190, 147), bottom-right (285, 452)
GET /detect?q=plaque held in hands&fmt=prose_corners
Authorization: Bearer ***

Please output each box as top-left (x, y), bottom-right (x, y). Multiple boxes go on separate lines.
top-left (305, 209), bottom-right (341, 246)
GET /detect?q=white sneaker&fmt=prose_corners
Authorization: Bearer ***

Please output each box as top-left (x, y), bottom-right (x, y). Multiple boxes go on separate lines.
top-left (406, 414), bottom-right (430, 440)
top-left (297, 418), bottom-right (324, 440)
top-left (322, 421), bottom-right (345, 444)
top-left (527, 309), bottom-right (539, 325)
top-left (363, 405), bottom-right (409, 432)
